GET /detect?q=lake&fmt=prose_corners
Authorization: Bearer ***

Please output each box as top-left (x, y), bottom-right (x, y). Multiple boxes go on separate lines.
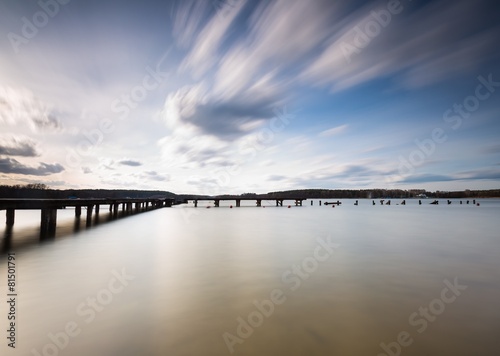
top-left (1, 199), bottom-right (499, 355)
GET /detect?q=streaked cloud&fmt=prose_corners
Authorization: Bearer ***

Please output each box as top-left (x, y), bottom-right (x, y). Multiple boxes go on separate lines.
top-left (0, 86), bottom-right (61, 132)
top-left (0, 0), bottom-right (498, 191)
top-left (319, 124), bottom-right (349, 137)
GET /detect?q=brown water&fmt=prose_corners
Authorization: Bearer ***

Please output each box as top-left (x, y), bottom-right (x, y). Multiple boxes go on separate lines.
top-left (1, 199), bottom-right (499, 355)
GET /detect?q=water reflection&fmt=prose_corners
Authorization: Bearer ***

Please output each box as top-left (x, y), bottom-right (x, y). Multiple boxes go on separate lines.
top-left (0, 200), bottom-right (499, 355)
top-left (2, 225), bottom-right (12, 253)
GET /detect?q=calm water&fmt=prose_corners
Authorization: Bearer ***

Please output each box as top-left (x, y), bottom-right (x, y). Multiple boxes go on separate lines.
top-left (1, 199), bottom-right (499, 356)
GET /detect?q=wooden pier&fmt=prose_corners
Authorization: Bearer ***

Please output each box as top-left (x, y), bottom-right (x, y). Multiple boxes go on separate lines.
top-left (0, 198), bottom-right (176, 238)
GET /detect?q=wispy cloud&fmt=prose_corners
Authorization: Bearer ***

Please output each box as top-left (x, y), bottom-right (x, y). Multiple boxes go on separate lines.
top-left (398, 168), bottom-right (500, 184)
top-left (300, 0), bottom-right (500, 91)
top-left (319, 124), bottom-right (349, 137)
top-left (0, 86), bottom-right (61, 132)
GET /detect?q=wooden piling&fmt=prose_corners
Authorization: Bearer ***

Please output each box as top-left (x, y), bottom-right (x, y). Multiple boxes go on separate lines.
top-left (40, 208), bottom-right (57, 237)
top-left (6, 209), bottom-right (15, 226)
top-left (86, 205), bottom-right (93, 226)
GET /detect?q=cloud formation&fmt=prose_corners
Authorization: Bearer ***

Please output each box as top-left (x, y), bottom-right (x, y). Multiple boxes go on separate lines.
top-left (0, 158), bottom-right (64, 176)
top-left (0, 136), bottom-right (39, 157)
top-left (119, 159), bottom-right (143, 167)
top-left (0, 86), bottom-right (61, 132)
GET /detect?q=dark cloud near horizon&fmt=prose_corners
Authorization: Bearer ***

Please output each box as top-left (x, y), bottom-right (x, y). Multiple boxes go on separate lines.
top-left (399, 169), bottom-right (500, 184)
top-left (0, 138), bottom-right (39, 157)
top-left (0, 158), bottom-right (64, 176)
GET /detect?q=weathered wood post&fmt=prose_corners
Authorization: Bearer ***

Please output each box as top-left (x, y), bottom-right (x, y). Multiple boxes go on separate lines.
top-left (236, 199), bottom-right (241, 207)
top-left (75, 206), bottom-right (82, 218)
top-left (86, 205), bottom-right (93, 226)
top-left (40, 208), bottom-right (57, 237)
top-left (6, 209), bottom-right (15, 227)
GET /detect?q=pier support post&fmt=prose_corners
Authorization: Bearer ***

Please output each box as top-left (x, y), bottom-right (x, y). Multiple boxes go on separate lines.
top-left (86, 205), bottom-right (93, 225)
top-left (6, 209), bottom-right (15, 227)
top-left (75, 206), bottom-right (82, 218)
top-left (256, 200), bottom-right (262, 207)
top-left (194, 200), bottom-right (198, 208)
top-left (214, 200), bottom-right (220, 207)
top-left (41, 208), bottom-right (57, 237)
top-left (236, 200), bottom-right (241, 207)
top-left (113, 203), bottom-right (119, 217)
top-left (95, 205), bottom-right (100, 214)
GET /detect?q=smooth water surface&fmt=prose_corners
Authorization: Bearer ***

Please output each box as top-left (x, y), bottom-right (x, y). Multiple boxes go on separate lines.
top-left (1, 199), bottom-right (499, 355)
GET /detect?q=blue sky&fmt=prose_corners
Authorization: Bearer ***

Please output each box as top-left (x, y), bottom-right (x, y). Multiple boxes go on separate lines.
top-left (0, 0), bottom-right (499, 194)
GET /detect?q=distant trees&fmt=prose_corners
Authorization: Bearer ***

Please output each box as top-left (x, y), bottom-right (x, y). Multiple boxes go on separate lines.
top-left (24, 183), bottom-right (49, 190)
top-left (0, 184), bottom-right (499, 199)
top-left (0, 185), bottom-right (177, 199)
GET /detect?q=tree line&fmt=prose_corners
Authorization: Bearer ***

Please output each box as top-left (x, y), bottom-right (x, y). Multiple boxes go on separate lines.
top-left (0, 185), bottom-right (176, 199)
top-left (1, 185), bottom-right (499, 199)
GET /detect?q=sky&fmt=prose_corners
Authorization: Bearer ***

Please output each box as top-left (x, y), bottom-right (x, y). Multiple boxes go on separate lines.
top-left (0, 0), bottom-right (499, 195)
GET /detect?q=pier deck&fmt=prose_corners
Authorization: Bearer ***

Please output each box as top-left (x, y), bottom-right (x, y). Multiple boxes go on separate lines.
top-left (0, 198), bottom-right (176, 237)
